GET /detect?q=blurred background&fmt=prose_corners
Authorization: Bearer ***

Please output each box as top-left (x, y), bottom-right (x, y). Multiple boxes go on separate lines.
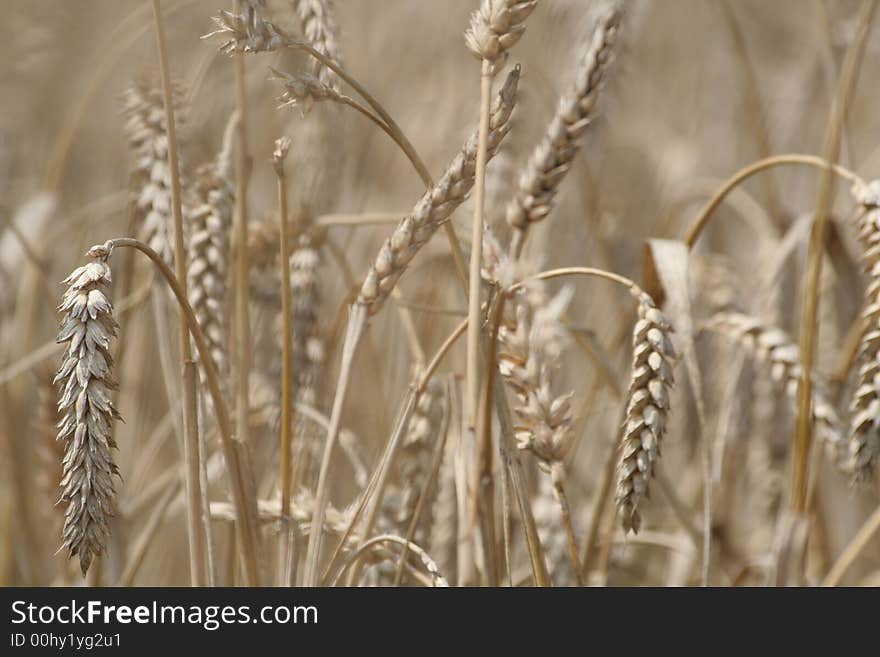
top-left (1, 0), bottom-right (879, 586)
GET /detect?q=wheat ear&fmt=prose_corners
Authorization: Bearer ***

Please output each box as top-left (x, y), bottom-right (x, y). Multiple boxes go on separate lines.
top-left (291, 0), bottom-right (342, 87)
top-left (122, 77), bottom-right (185, 266)
top-left (55, 248), bottom-right (122, 576)
top-left (465, 0), bottom-right (538, 72)
top-left (507, 6), bottom-right (621, 256)
top-left (703, 312), bottom-right (846, 465)
top-left (484, 230), bottom-right (581, 582)
top-left (848, 183), bottom-right (880, 481)
top-left (358, 65), bottom-right (520, 316)
top-left (615, 289), bottom-right (676, 534)
top-left (187, 117), bottom-right (236, 392)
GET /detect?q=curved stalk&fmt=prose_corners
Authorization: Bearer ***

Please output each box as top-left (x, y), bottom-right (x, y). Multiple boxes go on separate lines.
top-left (684, 154), bottom-right (864, 249)
top-left (101, 237), bottom-right (259, 585)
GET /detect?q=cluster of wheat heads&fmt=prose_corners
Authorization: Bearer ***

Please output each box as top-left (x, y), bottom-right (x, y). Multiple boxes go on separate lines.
top-left (3, 0), bottom-right (880, 588)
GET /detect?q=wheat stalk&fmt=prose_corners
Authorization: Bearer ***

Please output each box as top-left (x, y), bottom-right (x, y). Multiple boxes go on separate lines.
top-left (463, 0), bottom-right (536, 454)
top-left (55, 248), bottom-right (121, 576)
top-left (485, 235), bottom-right (582, 582)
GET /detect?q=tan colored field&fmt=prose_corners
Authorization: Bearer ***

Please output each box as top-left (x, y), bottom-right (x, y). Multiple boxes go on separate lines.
top-left (1, 0), bottom-right (879, 587)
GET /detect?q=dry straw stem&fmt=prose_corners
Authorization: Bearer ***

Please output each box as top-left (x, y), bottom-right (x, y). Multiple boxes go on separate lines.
top-left (822, 502), bottom-right (880, 586)
top-left (229, 2), bottom-right (258, 584)
top-left (205, 9), bottom-right (470, 288)
top-left (464, 0), bottom-right (537, 444)
top-left (332, 534), bottom-right (448, 588)
top-left (507, 6), bottom-right (622, 257)
top-left (55, 251), bottom-right (122, 576)
top-left (151, 0), bottom-right (206, 586)
top-left (98, 237), bottom-right (260, 585)
top-left (794, 0), bottom-right (876, 514)
top-left (466, 58), bottom-right (494, 439)
top-left (703, 313), bottom-right (846, 464)
top-left (273, 136), bottom-right (295, 585)
top-left (683, 154), bottom-right (864, 249)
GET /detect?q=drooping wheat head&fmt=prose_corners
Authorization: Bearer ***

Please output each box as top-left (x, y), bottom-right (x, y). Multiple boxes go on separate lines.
top-left (615, 288), bottom-right (676, 534)
top-left (54, 245), bottom-right (122, 576)
top-left (704, 312), bottom-right (846, 466)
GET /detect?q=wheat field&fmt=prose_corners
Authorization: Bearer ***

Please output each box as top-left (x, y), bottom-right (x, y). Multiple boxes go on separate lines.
top-left (1, 0), bottom-right (879, 587)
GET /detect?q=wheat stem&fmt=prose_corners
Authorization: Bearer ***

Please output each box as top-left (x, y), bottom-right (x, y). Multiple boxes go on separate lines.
top-left (151, 0), bottom-right (206, 586)
top-left (822, 503), bottom-right (880, 586)
top-left (794, 0), bottom-right (876, 513)
top-left (551, 468), bottom-right (584, 586)
top-left (466, 60), bottom-right (495, 440)
top-left (232, 0), bottom-right (258, 581)
top-left (302, 304), bottom-right (367, 586)
top-left (101, 237), bottom-right (259, 585)
top-left (273, 137), bottom-right (294, 584)
top-left (684, 154), bottom-right (864, 249)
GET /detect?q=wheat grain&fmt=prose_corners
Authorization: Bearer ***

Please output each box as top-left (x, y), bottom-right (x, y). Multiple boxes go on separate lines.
top-left (122, 77), bottom-right (185, 266)
top-left (704, 312), bottom-right (846, 465)
top-left (848, 182), bottom-right (880, 481)
top-left (465, 0), bottom-right (538, 69)
top-left (497, 283), bottom-right (574, 468)
top-left (187, 161), bottom-right (233, 390)
top-left (54, 246), bottom-right (122, 576)
top-left (272, 68), bottom-right (345, 113)
top-left (358, 65), bottom-right (520, 315)
top-left (615, 289), bottom-right (676, 534)
top-left (388, 379), bottom-right (444, 544)
top-left (291, 0), bottom-right (342, 87)
top-left (288, 230), bottom-right (324, 408)
top-left (506, 7), bottom-right (621, 250)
